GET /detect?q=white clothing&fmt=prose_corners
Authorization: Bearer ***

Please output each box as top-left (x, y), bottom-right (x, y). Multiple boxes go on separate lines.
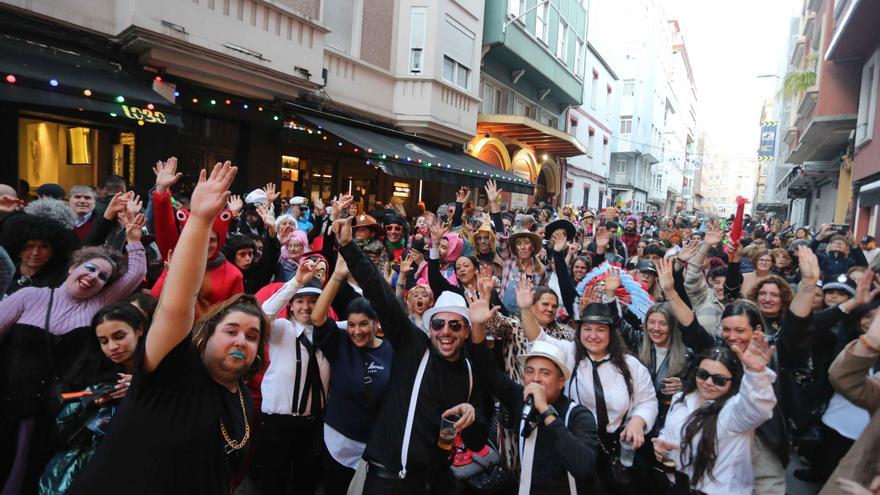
top-left (324, 424), bottom-right (367, 469)
top-left (822, 392), bottom-right (871, 440)
top-left (658, 368), bottom-right (777, 495)
top-left (537, 331), bottom-right (659, 433)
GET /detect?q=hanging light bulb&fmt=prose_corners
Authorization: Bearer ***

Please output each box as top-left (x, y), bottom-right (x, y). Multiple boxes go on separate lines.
top-left (49, 79), bottom-right (59, 87)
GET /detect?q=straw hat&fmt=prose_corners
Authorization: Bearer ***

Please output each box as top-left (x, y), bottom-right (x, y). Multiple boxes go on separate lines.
top-left (508, 227), bottom-right (542, 255)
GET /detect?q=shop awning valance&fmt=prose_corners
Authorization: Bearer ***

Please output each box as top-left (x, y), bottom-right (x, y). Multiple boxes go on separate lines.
top-left (293, 113), bottom-right (535, 195)
top-left (0, 34), bottom-right (182, 127)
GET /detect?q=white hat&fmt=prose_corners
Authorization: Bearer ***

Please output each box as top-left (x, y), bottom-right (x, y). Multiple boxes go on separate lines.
top-left (517, 341), bottom-right (571, 379)
top-left (290, 196), bottom-right (307, 206)
top-left (422, 291), bottom-right (470, 330)
top-left (245, 189), bottom-right (267, 205)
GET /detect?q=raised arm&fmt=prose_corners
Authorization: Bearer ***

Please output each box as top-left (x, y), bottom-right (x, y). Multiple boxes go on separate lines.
top-left (724, 239), bottom-right (744, 300)
top-left (143, 162), bottom-right (236, 373)
top-left (790, 245), bottom-right (821, 318)
top-left (427, 222), bottom-right (456, 297)
top-left (451, 188), bottom-right (468, 229)
top-left (684, 229), bottom-right (722, 307)
top-left (723, 332), bottom-right (778, 433)
top-left (549, 233), bottom-right (577, 317)
top-left (312, 256), bottom-right (347, 327)
top-left (94, 213), bottom-right (148, 305)
top-left (515, 275), bottom-right (541, 341)
top-left (151, 158), bottom-right (184, 258)
top-left (657, 257), bottom-right (715, 352)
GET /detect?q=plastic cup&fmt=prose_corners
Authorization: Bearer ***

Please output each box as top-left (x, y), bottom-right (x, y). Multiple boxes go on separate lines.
top-left (438, 414), bottom-right (459, 451)
top-left (619, 438), bottom-right (635, 467)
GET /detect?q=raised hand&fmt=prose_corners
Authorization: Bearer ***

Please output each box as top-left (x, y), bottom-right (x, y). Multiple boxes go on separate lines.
top-left (331, 194), bottom-right (353, 220)
top-left (124, 194), bottom-right (143, 223)
top-left (551, 229), bottom-right (568, 252)
top-left (313, 196), bottom-right (325, 213)
top-left (332, 255), bottom-right (350, 280)
top-left (484, 180), bottom-right (502, 205)
top-left (429, 222), bottom-right (445, 244)
top-left (568, 243), bottom-right (581, 257)
top-left (728, 238), bottom-right (744, 263)
top-left (655, 257), bottom-right (676, 296)
top-left (227, 195), bottom-right (243, 218)
top-left (189, 161), bottom-right (237, 220)
top-left (400, 252), bottom-right (415, 275)
top-left (278, 224), bottom-right (294, 245)
top-left (466, 287), bottom-right (501, 325)
top-left (853, 270), bottom-right (880, 306)
top-left (731, 331), bottom-right (775, 372)
top-left (595, 227), bottom-right (610, 249)
top-left (294, 259), bottom-right (317, 285)
top-left (153, 157), bottom-right (182, 194)
top-left (263, 182), bottom-right (280, 204)
top-left (103, 191), bottom-right (131, 220)
top-left (0, 194), bottom-right (24, 213)
top-left (604, 265), bottom-right (621, 296)
top-left (515, 274), bottom-right (535, 310)
top-left (331, 217), bottom-right (353, 246)
top-left (455, 187), bottom-right (471, 204)
top-left (703, 227), bottom-right (723, 247)
top-left (123, 213), bottom-right (146, 244)
top-left (796, 245), bottom-right (821, 283)
top-left (677, 239), bottom-right (699, 262)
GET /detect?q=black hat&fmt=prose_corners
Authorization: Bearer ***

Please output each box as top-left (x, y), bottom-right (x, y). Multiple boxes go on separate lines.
top-left (605, 221), bottom-right (618, 230)
top-left (635, 260), bottom-right (657, 275)
top-left (821, 274), bottom-right (856, 296)
top-left (577, 303), bottom-right (614, 325)
top-left (545, 218), bottom-right (577, 241)
top-left (36, 183), bottom-right (65, 200)
top-left (861, 235), bottom-right (875, 244)
top-left (382, 213), bottom-right (408, 228)
top-left (293, 278), bottom-right (323, 298)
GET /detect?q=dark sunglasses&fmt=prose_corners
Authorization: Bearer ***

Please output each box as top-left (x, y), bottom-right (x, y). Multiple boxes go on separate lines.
top-left (430, 318), bottom-right (465, 332)
top-left (385, 225), bottom-right (404, 232)
top-left (83, 262), bottom-right (111, 282)
top-left (695, 368), bottom-right (732, 387)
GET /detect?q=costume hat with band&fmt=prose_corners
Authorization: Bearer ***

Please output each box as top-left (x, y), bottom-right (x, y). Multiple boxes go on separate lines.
top-left (517, 341), bottom-right (572, 379)
top-left (577, 302), bottom-right (615, 325)
top-left (544, 218), bottom-right (577, 241)
top-left (352, 214), bottom-right (385, 238)
top-left (423, 291), bottom-right (471, 329)
top-left (509, 227), bottom-right (542, 255)
top-left (821, 274), bottom-right (856, 296)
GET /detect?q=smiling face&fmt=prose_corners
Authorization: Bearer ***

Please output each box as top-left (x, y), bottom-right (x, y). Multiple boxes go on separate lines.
top-left (515, 237), bottom-right (533, 260)
top-left (290, 294), bottom-right (317, 325)
top-left (347, 312), bottom-right (378, 348)
top-left (579, 322), bottom-right (611, 358)
top-left (20, 239), bottom-right (53, 273)
top-left (646, 311), bottom-right (670, 347)
top-left (720, 314), bottom-right (756, 348)
top-left (66, 258), bottom-right (113, 299)
top-left (69, 191), bottom-right (96, 217)
top-left (572, 259), bottom-right (589, 282)
top-left (455, 257), bottom-right (476, 285)
top-left (755, 255), bottom-right (773, 273)
top-left (532, 292), bottom-right (558, 327)
top-left (756, 282), bottom-right (783, 318)
top-left (429, 311), bottom-right (470, 361)
top-left (385, 224), bottom-right (404, 243)
top-left (523, 356), bottom-right (565, 404)
top-left (709, 275), bottom-right (726, 301)
top-left (202, 311), bottom-right (261, 382)
top-left (96, 319), bottom-right (143, 368)
top-left (638, 271), bottom-right (656, 289)
top-left (288, 239), bottom-right (305, 259)
top-left (696, 358), bottom-right (733, 401)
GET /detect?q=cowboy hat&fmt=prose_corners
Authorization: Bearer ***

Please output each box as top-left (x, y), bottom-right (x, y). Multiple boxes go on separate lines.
top-left (352, 214), bottom-right (385, 238)
top-left (508, 227), bottom-right (542, 255)
top-left (545, 218), bottom-right (577, 241)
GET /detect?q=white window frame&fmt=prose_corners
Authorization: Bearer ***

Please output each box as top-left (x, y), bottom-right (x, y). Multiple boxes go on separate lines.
top-left (856, 48), bottom-right (880, 146)
top-left (557, 20), bottom-right (568, 62)
top-left (409, 7), bottom-right (427, 74)
top-left (622, 79), bottom-right (635, 96)
top-left (508, 0), bottom-right (526, 18)
top-left (615, 160), bottom-right (626, 173)
top-left (620, 116), bottom-right (632, 135)
top-left (442, 55), bottom-right (470, 90)
top-left (590, 71), bottom-right (598, 110)
top-left (575, 37), bottom-right (584, 78)
top-left (535, 2), bottom-right (549, 44)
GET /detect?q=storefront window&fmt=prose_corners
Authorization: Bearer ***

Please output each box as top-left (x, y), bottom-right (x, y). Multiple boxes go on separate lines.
top-left (19, 117), bottom-right (99, 193)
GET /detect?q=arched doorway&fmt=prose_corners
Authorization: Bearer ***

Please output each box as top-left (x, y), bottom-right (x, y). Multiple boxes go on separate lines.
top-left (535, 158), bottom-right (560, 206)
top-left (471, 137), bottom-right (511, 171)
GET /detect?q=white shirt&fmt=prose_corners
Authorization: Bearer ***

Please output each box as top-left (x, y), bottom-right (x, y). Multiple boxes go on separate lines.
top-left (324, 424), bottom-right (367, 469)
top-left (537, 331), bottom-right (658, 433)
top-left (659, 368), bottom-right (777, 495)
top-left (822, 392), bottom-right (870, 440)
top-left (260, 279), bottom-right (331, 416)
top-left (863, 247), bottom-right (880, 265)
top-left (74, 210), bottom-right (93, 228)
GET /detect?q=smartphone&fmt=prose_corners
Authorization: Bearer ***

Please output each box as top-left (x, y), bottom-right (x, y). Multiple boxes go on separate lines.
top-left (830, 224), bottom-right (851, 234)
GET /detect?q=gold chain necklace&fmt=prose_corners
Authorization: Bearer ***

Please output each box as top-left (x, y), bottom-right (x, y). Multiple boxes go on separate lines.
top-left (219, 387), bottom-right (250, 452)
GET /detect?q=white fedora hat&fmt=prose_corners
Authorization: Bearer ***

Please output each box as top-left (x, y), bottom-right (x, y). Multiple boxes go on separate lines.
top-left (517, 341), bottom-right (571, 379)
top-left (422, 291), bottom-right (471, 330)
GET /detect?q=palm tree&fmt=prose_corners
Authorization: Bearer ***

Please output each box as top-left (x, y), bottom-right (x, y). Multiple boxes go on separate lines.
top-left (779, 70), bottom-right (817, 99)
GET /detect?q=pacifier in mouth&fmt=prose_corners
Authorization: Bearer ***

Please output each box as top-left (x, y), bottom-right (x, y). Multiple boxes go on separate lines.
top-left (229, 350), bottom-right (246, 360)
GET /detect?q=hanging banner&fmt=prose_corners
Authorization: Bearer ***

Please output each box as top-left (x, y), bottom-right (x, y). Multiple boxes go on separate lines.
top-left (758, 121), bottom-right (777, 160)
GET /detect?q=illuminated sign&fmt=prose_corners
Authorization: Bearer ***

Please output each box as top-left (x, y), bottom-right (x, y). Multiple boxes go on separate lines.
top-left (393, 181), bottom-right (410, 198)
top-left (120, 105), bottom-right (168, 124)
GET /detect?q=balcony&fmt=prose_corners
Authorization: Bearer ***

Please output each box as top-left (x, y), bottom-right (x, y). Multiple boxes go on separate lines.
top-left (786, 85), bottom-right (857, 163)
top-left (826, 0), bottom-right (880, 61)
top-left (476, 113), bottom-right (587, 157)
top-left (790, 36), bottom-right (806, 67)
top-left (802, 12), bottom-right (816, 40)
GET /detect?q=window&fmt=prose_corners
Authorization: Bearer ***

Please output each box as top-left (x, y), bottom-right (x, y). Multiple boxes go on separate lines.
top-left (590, 69), bottom-right (598, 110)
top-left (324, 0), bottom-right (355, 53)
top-left (587, 128), bottom-right (595, 157)
top-left (583, 186), bottom-right (590, 208)
top-left (655, 174), bottom-right (663, 190)
top-left (508, 0), bottom-right (526, 17)
top-left (409, 7), bottom-right (427, 73)
top-left (442, 56), bottom-right (470, 89)
top-left (569, 117), bottom-right (579, 136)
top-left (622, 79), bottom-right (635, 96)
top-left (535, 2), bottom-right (548, 44)
top-left (575, 38), bottom-right (584, 77)
top-left (557, 20), bottom-right (568, 62)
top-left (615, 160), bottom-right (626, 173)
top-left (857, 48), bottom-right (880, 146)
top-left (620, 116), bottom-right (632, 135)
top-left (602, 136), bottom-right (608, 165)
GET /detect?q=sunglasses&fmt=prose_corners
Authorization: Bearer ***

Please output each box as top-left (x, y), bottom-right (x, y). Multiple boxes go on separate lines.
top-left (475, 235), bottom-right (490, 242)
top-left (695, 368), bottom-right (732, 387)
top-left (430, 318), bottom-right (465, 332)
top-left (83, 262), bottom-right (111, 282)
top-left (385, 225), bottom-right (404, 232)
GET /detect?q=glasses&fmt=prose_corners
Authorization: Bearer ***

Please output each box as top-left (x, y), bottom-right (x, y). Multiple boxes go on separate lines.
top-left (475, 235), bottom-right (490, 242)
top-left (430, 318), bottom-right (465, 332)
top-left (695, 368), bottom-right (732, 387)
top-left (385, 225), bottom-right (404, 232)
top-left (83, 262), bottom-right (111, 282)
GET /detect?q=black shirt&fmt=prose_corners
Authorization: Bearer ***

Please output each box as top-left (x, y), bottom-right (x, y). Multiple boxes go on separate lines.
top-left (339, 241), bottom-right (487, 477)
top-left (69, 339), bottom-right (252, 494)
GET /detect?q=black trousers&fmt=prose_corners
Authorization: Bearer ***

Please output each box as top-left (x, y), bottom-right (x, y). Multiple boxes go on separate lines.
top-left (322, 446), bottom-right (356, 495)
top-left (253, 413), bottom-right (322, 495)
top-left (362, 468), bottom-right (457, 495)
top-left (813, 423), bottom-right (855, 482)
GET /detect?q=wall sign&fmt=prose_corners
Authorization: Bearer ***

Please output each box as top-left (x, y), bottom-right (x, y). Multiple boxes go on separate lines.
top-left (120, 105), bottom-right (167, 124)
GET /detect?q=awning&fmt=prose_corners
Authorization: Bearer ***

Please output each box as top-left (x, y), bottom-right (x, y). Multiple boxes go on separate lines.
top-left (0, 34), bottom-right (182, 127)
top-left (293, 113), bottom-right (535, 194)
top-left (477, 113), bottom-right (587, 157)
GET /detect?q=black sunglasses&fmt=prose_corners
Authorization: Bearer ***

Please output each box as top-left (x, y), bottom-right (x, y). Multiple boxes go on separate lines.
top-left (695, 368), bottom-right (732, 387)
top-left (430, 318), bottom-right (465, 332)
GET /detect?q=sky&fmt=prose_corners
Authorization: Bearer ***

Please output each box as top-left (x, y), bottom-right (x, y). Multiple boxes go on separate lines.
top-left (664, 0), bottom-right (803, 160)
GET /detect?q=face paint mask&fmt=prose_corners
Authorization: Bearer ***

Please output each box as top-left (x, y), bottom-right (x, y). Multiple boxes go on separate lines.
top-left (229, 350), bottom-right (246, 360)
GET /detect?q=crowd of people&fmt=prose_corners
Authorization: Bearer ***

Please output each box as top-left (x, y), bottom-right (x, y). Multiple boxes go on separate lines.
top-left (0, 159), bottom-right (879, 495)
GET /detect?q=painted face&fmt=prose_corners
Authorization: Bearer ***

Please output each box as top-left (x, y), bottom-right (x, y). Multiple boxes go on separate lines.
top-left (385, 224), bottom-right (404, 243)
top-left (823, 289), bottom-right (851, 307)
top-left (579, 322), bottom-right (611, 358)
top-left (95, 319), bottom-right (143, 367)
top-left (234, 248), bottom-right (254, 271)
top-left (69, 191), bottom-right (96, 216)
top-left (720, 314), bottom-right (756, 348)
top-left (455, 257), bottom-right (476, 284)
top-left (756, 282), bottom-right (782, 317)
top-left (695, 358), bottom-right (733, 401)
top-left (515, 237), bottom-right (533, 259)
top-left (532, 292), bottom-right (558, 327)
top-left (290, 294), bottom-right (318, 325)
top-left (20, 240), bottom-right (53, 272)
top-left (66, 258), bottom-right (113, 299)
top-left (347, 312), bottom-right (378, 348)
top-left (407, 287), bottom-right (433, 315)
top-left (572, 260), bottom-right (588, 282)
top-left (646, 312), bottom-right (670, 347)
top-left (523, 356), bottom-right (565, 404)
top-left (202, 311), bottom-right (261, 380)
top-left (474, 233), bottom-right (492, 254)
top-left (428, 311), bottom-right (470, 361)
